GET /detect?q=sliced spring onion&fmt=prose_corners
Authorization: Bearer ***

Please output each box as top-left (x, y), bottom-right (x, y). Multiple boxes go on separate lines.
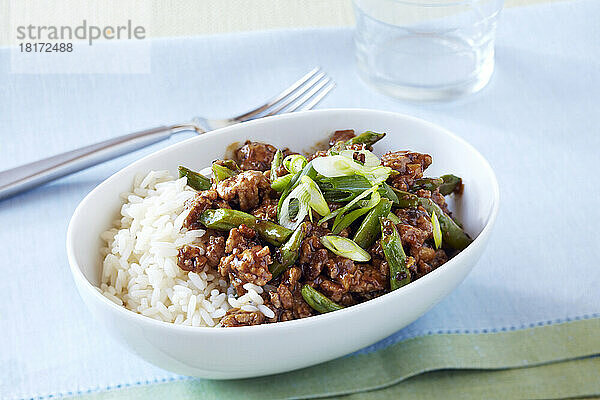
top-left (316, 175), bottom-right (399, 206)
top-left (319, 185), bottom-right (379, 225)
top-left (270, 149), bottom-right (283, 180)
top-left (431, 210), bottom-right (442, 249)
top-left (278, 172), bottom-right (329, 229)
top-left (283, 154), bottom-right (308, 174)
top-left (331, 190), bottom-right (381, 234)
top-left (386, 212), bottom-right (402, 224)
top-left (277, 161), bottom-right (316, 216)
top-left (300, 176), bottom-right (330, 217)
top-left (271, 173), bottom-right (292, 192)
top-left (312, 154), bottom-right (391, 185)
top-left (339, 149), bottom-right (381, 167)
top-left (279, 183), bottom-right (311, 230)
top-left (332, 207), bottom-right (371, 234)
top-left (320, 235), bottom-right (371, 262)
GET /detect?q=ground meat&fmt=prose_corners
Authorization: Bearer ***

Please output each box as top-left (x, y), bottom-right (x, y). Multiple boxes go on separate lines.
top-left (416, 246), bottom-right (436, 264)
top-left (235, 141), bottom-right (277, 171)
top-left (381, 151), bottom-right (432, 191)
top-left (430, 249), bottom-right (448, 268)
top-left (307, 150), bottom-right (329, 161)
top-left (317, 278), bottom-right (346, 302)
top-left (299, 236), bottom-right (330, 280)
top-left (398, 224), bottom-right (430, 250)
top-left (369, 240), bottom-right (385, 260)
top-left (203, 235), bottom-right (226, 268)
top-left (177, 245), bottom-right (207, 273)
top-left (326, 257), bottom-right (357, 289)
top-left (216, 170), bottom-right (271, 211)
top-left (225, 225), bottom-right (257, 252)
top-left (267, 266), bottom-right (313, 322)
top-left (272, 165), bottom-right (289, 179)
top-left (431, 189), bottom-right (453, 216)
top-left (395, 207), bottom-right (433, 238)
top-left (329, 129), bottom-right (355, 146)
top-left (415, 248), bottom-right (448, 279)
top-left (368, 241), bottom-right (390, 280)
top-left (183, 189), bottom-right (231, 230)
top-left (346, 265), bottom-right (388, 293)
top-left (219, 245), bottom-right (272, 294)
top-left (353, 151), bottom-right (366, 164)
top-left (251, 197), bottom-right (278, 221)
top-left (221, 308), bottom-right (265, 327)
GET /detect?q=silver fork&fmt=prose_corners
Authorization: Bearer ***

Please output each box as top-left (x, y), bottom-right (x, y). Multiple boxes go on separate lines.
top-left (0, 67), bottom-right (335, 200)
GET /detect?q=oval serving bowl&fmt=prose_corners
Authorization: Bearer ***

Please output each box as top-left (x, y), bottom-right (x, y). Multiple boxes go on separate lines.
top-left (67, 108), bottom-right (499, 379)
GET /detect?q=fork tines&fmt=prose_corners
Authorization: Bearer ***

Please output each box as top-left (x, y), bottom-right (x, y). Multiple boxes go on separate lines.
top-left (234, 67), bottom-right (335, 122)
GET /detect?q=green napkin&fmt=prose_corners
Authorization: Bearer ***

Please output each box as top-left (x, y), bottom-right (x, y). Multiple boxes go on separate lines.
top-left (72, 318), bottom-right (600, 400)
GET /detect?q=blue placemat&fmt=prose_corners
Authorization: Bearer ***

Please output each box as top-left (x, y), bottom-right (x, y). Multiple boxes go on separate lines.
top-left (1, 0), bottom-right (599, 398)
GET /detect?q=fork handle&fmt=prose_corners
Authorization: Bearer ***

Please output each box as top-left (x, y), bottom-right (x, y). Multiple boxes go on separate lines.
top-left (0, 124), bottom-right (199, 200)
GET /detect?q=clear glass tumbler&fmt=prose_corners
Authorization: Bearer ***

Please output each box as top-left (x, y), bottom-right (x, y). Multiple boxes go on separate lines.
top-left (353, 0), bottom-right (504, 101)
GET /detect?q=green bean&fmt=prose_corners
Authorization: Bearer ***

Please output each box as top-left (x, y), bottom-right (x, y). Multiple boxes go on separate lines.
top-left (178, 166), bottom-right (211, 191)
top-left (301, 285), bottom-right (344, 313)
top-left (417, 198), bottom-right (472, 250)
top-left (353, 198), bottom-right (392, 249)
top-left (439, 174), bottom-right (462, 196)
top-left (380, 217), bottom-right (410, 290)
top-left (390, 187), bottom-right (420, 208)
top-left (270, 149), bottom-right (283, 181)
top-left (346, 131), bottom-right (386, 147)
top-left (199, 209), bottom-right (292, 246)
top-left (412, 177), bottom-right (444, 192)
top-left (211, 163), bottom-right (236, 183)
top-left (269, 222), bottom-right (310, 278)
top-left (217, 159), bottom-right (239, 171)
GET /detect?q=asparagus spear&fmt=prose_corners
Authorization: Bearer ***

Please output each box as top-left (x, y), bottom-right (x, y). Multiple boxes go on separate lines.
top-left (199, 209), bottom-right (292, 246)
top-left (380, 217), bottom-right (410, 290)
top-left (270, 222), bottom-right (310, 278)
top-left (301, 285), bottom-right (344, 313)
top-left (417, 198), bottom-right (472, 250)
top-left (178, 166), bottom-right (211, 191)
top-left (353, 198), bottom-right (392, 249)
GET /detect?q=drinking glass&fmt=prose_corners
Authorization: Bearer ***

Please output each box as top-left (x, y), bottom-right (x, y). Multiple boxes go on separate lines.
top-left (353, 0), bottom-right (504, 101)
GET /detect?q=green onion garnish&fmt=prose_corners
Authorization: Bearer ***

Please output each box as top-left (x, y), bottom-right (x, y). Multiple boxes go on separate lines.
top-left (271, 173), bottom-right (292, 192)
top-left (283, 154), bottom-right (308, 174)
top-left (431, 210), bottom-right (442, 249)
top-left (320, 235), bottom-right (371, 262)
top-left (311, 154), bottom-right (391, 185)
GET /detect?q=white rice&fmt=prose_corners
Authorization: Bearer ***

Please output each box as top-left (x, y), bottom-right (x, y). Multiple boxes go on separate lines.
top-left (99, 170), bottom-right (274, 326)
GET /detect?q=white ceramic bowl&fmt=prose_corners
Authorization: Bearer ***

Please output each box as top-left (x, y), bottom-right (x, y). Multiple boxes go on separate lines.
top-left (67, 109), bottom-right (499, 379)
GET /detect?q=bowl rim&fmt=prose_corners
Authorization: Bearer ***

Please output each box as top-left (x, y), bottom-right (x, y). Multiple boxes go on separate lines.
top-left (66, 108), bottom-right (500, 334)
